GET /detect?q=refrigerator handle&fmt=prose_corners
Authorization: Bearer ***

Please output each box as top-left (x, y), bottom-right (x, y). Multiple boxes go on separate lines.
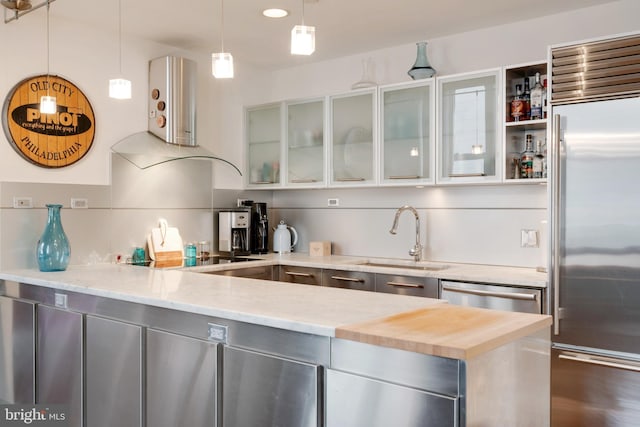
top-left (552, 114), bottom-right (562, 336)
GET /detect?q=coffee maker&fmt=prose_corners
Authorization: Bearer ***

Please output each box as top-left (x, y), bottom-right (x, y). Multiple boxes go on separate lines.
top-left (218, 210), bottom-right (251, 256)
top-left (250, 202), bottom-right (269, 254)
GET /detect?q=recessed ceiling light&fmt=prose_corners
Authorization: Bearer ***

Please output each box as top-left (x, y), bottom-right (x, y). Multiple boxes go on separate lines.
top-left (263, 8), bottom-right (288, 18)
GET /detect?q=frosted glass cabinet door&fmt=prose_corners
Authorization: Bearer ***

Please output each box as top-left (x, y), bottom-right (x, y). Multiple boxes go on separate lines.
top-left (437, 69), bottom-right (501, 184)
top-left (330, 90), bottom-right (376, 186)
top-left (380, 81), bottom-right (435, 185)
top-left (286, 99), bottom-right (325, 187)
top-left (246, 103), bottom-right (282, 188)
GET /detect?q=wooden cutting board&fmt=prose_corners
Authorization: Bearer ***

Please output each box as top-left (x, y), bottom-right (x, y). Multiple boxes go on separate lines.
top-left (335, 304), bottom-right (552, 360)
top-left (147, 219), bottom-right (183, 261)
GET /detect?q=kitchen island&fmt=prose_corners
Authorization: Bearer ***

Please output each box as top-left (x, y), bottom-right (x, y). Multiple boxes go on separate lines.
top-left (0, 264), bottom-right (551, 427)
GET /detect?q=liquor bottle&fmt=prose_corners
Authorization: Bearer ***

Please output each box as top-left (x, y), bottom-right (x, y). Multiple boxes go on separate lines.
top-left (510, 84), bottom-right (525, 122)
top-left (520, 134), bottom-right (534, 179)
top-left (542, 78), bottom-right (548, 119)
top-left (530, 73), bottom-right (543, 120)
top-left (523, 76), bottom-right (531, 120)
top-left (533, 139), bottom-right (545, 178)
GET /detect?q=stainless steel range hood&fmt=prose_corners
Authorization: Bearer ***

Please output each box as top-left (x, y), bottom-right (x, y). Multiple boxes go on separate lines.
top-left (111, 56), bottom-right (240, 174)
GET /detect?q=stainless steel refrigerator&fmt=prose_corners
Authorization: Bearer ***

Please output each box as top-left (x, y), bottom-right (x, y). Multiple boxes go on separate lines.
top-left (550, 95), bottom-right (640, 426)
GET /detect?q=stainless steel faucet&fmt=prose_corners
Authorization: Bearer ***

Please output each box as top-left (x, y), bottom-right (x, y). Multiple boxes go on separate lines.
top-left (389, 205), bottom-right (423, 262)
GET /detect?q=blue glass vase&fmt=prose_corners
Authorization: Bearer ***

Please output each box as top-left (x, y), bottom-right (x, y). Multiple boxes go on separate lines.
top-left (37, 204), bottom-right (70, 272)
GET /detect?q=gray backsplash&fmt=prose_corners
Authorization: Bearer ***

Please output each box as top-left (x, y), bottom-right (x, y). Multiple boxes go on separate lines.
top-left (0, 155), bottom-right (546, 269)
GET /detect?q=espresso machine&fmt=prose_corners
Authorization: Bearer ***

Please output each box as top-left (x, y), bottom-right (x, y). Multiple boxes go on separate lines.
top-left (218, 210), bottom-right (251, 256)
top-left (250, 202), bottom-right (269, 254)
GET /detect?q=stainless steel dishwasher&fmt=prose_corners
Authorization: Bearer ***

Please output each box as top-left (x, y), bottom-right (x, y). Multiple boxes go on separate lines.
top-left (440, 280), bottom-right (543, 314)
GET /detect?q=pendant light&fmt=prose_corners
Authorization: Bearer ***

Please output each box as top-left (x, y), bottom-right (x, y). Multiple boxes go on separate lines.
top-left (291, 0), bottom-right (315, 55)
top-left (108, 0), bottom-right (131, 99)
top-left (212, 0), bottom-right (233, 79)
top-left (39, 0), bottom-right (56, 114)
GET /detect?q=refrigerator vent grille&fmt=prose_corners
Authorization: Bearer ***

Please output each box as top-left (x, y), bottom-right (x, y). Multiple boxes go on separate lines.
top-left (551, 34), bottom-right (640, 104)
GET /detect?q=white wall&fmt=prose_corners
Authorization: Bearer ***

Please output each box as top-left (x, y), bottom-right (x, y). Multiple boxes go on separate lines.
top-left (0, 1), bottom-right (638, 269)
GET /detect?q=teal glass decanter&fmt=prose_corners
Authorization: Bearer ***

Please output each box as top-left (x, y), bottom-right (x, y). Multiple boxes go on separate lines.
top-left (36, 204), bottom-right (71, 271)
top-left (408, 42), bottom-right (436, 80)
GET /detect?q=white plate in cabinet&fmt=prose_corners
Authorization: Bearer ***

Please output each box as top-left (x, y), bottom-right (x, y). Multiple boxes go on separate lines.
top-left (379, 80), bottom-right (436, 186)
top-left (245, 103), bottom-right (283, 189)
top-left (329, 89), bottom-right (377, 187)
top-left (436, 68), bottom-right (502, 185)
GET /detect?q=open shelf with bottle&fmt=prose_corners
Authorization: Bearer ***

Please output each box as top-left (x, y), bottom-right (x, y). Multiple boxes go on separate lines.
top-left (503, 61), bottom-right (549, 183)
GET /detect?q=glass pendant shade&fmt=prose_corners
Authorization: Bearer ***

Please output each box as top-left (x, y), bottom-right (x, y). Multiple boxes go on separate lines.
top-left (212, 52), bottom-right (234, 78)
top-left (109, 78), bottom-right (132, 99)
top-left (291, 25), bottom-right (315, 55)
top-left (39, 95), bottom-right (57, 114)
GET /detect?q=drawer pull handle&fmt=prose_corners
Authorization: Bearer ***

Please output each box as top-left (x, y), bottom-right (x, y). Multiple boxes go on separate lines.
top-left (331, 275), bottom-right (365, 283)
top-left (558, 353), bottom-right (640, 373)
top-left (290, 179), bottom-right (317, 183)
top-left (386, 281), bottom-right (423, 289)
top-left (441, 284), bottom-right (538, 301)
top-left (285, 271), bottom-right (313, 278)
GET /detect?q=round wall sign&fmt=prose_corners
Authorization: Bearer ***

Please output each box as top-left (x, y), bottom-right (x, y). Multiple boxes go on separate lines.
top-left (2, 74), bottom-right (95, 168)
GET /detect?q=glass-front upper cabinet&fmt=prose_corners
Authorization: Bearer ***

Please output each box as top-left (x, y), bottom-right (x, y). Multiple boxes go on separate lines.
top-left (245, 103), bottom-right (282, 188)
top-left (379, 80), bottom-right (435, 186)
top-left (329, 89), bottom-right (377, 186)
top-left (437, 69), bottom-right (501, 184)
top-left (285, 98), bottom-right (325, 187)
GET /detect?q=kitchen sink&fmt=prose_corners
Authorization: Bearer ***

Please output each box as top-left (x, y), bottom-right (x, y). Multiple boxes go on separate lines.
top-left (356, 261), bottom-right (449, 271)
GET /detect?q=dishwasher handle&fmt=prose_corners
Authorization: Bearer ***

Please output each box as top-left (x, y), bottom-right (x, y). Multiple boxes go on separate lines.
top-left (441, 283), bottom-right (538, 301)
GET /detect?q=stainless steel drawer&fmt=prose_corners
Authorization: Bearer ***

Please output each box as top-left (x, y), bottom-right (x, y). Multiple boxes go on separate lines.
top-left (326, 369), bottom-right (458, 427)
top-left (375, 274), bottom-right (438, 298)
top-left (440, 280), bottom-right (543, 314)
top-left (322, 269), bottom-right (374, 291)
top-left (278, 265), bottom-right (322, 286)
top-left (206, 265), bottom-right (274, 280)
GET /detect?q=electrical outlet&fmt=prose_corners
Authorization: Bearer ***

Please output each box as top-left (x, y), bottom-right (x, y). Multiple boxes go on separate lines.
top-left (54, 293), bottom-right (68, 309)
top-left (328, 198), bottom-right (339, 207)
top-left (520, 229), bottom-right (539, 248)
top-left (237, 198), bottom-right (250, 207)
top-left (71, 198), bottom-right (88, 209)
top-left (13, 197), bottom-right (33, 208)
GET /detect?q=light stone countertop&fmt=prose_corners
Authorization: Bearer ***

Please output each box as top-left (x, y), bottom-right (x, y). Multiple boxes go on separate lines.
top-left (0, 264), bottom-right (442, 337)
top-left (184, 253), bottom-right (548, 288)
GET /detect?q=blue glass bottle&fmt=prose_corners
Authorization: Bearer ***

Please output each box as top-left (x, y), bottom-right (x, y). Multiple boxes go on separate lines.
top-left (37, 204), bottom-right (70, 272)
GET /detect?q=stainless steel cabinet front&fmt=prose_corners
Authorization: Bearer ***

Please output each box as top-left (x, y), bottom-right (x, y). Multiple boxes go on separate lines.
top-left (0, 296), bottom-right (35, 404)
top-left (552, 347), bottom-right (640, 427)
top-left (36, 304), bottom-right (84, 427)
top-left (86, 315), bottom-right (143, 427)
top-left (326, 369), bottom-right (458, 427)
top-left (223, 346), bottom-right (321, 427)
top-left (146, 329), bottom-right (219, 427)
top-left (322, 269), bottom-right (374, 291)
